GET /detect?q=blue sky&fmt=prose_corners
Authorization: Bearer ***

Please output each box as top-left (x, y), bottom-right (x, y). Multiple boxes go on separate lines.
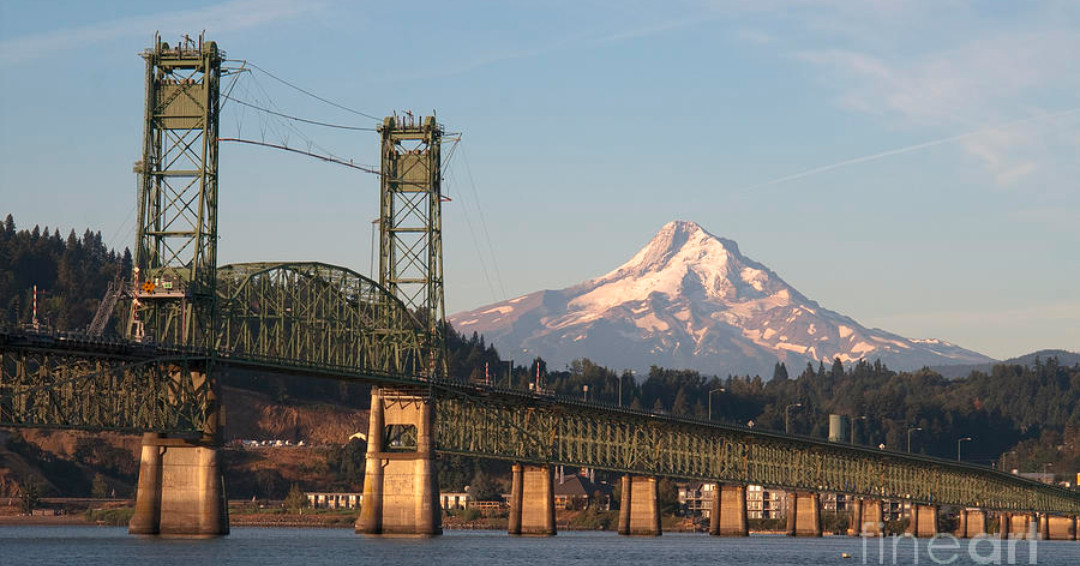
top-left (1, 0), bottom-right (1078, 360)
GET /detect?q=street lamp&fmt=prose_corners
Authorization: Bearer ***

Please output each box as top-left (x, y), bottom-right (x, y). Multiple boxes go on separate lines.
top-left (785, 403), bottom-right (803, 434)
top-left (906, 427), bottom-right (923, 453)
top-left (850, 415), bottom-right (868, 445)
top-left (708, 387), bottom-right (726, 421)
top-left (957, 437), bottom-right (972, 461)
top-left (1001, 450), bottom-right (1017, 473)
top-left (583, 385), bottom-right (589, 402)
top-left (1042, 462), bottom-right (1053, 484)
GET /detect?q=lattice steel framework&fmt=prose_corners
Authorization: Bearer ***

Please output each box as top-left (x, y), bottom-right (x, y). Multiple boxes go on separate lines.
top-left (214, 262), bottom-right (426, 376)
top-left (5, 329), bottom-right (1080, 514)
top-left (127, 34), bottom-right (223, 347)
top-left (0, 334), bottom-right (213, 433)
top-left (432, 388), bottom-right (1080, 515)
top-left (379, 115), bottom-right (445, 379)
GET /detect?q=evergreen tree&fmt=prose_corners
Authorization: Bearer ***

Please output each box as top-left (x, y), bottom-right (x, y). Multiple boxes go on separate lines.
top-left (831, 357), bottom-right (845, 380)
top-left (672, 387), bottom-right (690, 416)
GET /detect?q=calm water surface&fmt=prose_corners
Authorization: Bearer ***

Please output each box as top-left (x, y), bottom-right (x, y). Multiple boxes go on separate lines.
top-left (1, 527), bottom-right (1078, 566)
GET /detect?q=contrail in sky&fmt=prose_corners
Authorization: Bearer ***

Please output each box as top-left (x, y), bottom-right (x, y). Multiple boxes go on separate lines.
top-left (738, 107), bottom-right (1080, 192)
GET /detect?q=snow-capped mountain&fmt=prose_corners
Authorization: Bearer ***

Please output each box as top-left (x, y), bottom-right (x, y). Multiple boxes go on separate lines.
top-left (449, 221), bottom-right (994, 378)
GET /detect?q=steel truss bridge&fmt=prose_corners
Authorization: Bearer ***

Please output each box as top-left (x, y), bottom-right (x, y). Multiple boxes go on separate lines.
top-left (2, 33), bottom-right (1079, 521)
top-left (3, 322), bottom-right (1079, 515)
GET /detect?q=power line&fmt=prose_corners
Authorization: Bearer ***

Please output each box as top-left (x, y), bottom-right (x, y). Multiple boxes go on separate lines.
top-left (219, 137), bottom-right (380, 174)
top-left (459, 143), bottom-right (508, 301)
top-left (229, 71), bottom-right (368, 169)
top-left (223, 95), bottom-right (377, 131)
top-left (234, 60), bottom-right (382, 122)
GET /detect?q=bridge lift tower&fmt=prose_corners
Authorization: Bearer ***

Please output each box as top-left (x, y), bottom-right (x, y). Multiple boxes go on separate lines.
top-left (127, 33), bottom-right (222, 348)
top-left (378, 113), bottom-right (446, 379)
top-left (357, 114), bottom-right (448, 535)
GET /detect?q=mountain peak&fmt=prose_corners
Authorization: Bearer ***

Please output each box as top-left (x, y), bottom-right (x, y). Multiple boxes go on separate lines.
top-left (614, 220), bottom-right (740, 277)
top-left (449, 221), bottom-right (993, 378)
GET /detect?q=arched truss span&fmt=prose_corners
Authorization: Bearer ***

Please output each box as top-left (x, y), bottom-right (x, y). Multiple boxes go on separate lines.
top-left (215, 262), bottom-right (427, 377)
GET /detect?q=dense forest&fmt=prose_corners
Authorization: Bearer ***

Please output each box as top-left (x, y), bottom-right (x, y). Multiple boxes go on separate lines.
top-left (0, 214), bottom-right (130, 333)
top-left (3, 213), bottom-right (1080, 493)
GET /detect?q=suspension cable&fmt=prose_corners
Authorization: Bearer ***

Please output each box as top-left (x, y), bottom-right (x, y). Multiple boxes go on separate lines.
top-left (219, 138), bottom-right (380, 174)
top-left (223, 94), bottom-right (377, 131)
top-left (231, 59), bottom-right (382, 122)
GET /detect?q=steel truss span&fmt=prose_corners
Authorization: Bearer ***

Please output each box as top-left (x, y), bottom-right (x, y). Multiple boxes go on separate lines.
top-left (0, 335), bottom-right (214, 433)
top-left (432, 387), bottom-right (1080, 515)
top-left (215, 262), bottom-right (427, 377)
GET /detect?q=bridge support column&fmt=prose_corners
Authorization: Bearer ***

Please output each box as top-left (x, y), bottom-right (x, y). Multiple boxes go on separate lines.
top-left (1005, 513), bottom-right (1036, 540)
top-left (129, 432), bottom-right (228, 536)
top-left (1046, 515), bottom-right (1075, 540)
top-left (508, 464), bottom-right (555, 536)
top-left (786, 492), bottom-right (821, 537)
top-left (1039, 514), bottom-right (1050, 541)
top-left (848, 497), bottom-right (861, 537)
top-left (355, 388), bottom-right (441, 536)
top-left (906, 504), bottom-right (938, 538)
top-left (709, 484), bottom-right (747, 536)
top-left (618, 475), bottom-right (661, 536)
top-left (959, 509), bottom-right (988, 538)
top-left (508, 464), bottom-right (523, 535)
top-left (997, 512), bottom-right (1010, 539)
top-left (850, 499), bottom-right (883, 537)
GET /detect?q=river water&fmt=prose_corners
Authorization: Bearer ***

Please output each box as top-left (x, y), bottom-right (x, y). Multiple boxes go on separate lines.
top-left (1, 527), bottom-right (1078, 565)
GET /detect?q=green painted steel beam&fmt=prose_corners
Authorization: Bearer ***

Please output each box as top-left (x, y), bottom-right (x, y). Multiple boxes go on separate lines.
top-left (5, 328), bottom-right (1079, 515)
top-left (429, 386), bottom-right (1080, 515)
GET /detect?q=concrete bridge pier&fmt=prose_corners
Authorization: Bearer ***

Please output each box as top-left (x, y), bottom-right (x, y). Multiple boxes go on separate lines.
top-left (709, 484), bottom-right (748, 536)
top-left (997, 512), bottom-right (1011, 539)
top-left (849, 498), bottom-right (883, 536)
top-left (906, 504), bottom-right (939, 538)
top-left (1005, 513), bottom-right (1036, 540)
top-left (958, 509), bottom-right (988, 538)
top-left (129, 432), bottom-right (229, 536)
top-left (355, 388), bottom-right (441, 536)
top-left (618, 475), bottom-right (661, 536)
top-left (786, 492), bottom-right (822, 537)
top-left (507, 464), bottom-right (555, 536)
top-left (1045, 515), bottom-right (1076, 540)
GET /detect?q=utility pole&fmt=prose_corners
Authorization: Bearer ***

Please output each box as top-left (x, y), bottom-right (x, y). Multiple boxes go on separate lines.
top-left (850, 415), bottom-right (867, 445)
top-left (785, 403), bottom-right (803, 434)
